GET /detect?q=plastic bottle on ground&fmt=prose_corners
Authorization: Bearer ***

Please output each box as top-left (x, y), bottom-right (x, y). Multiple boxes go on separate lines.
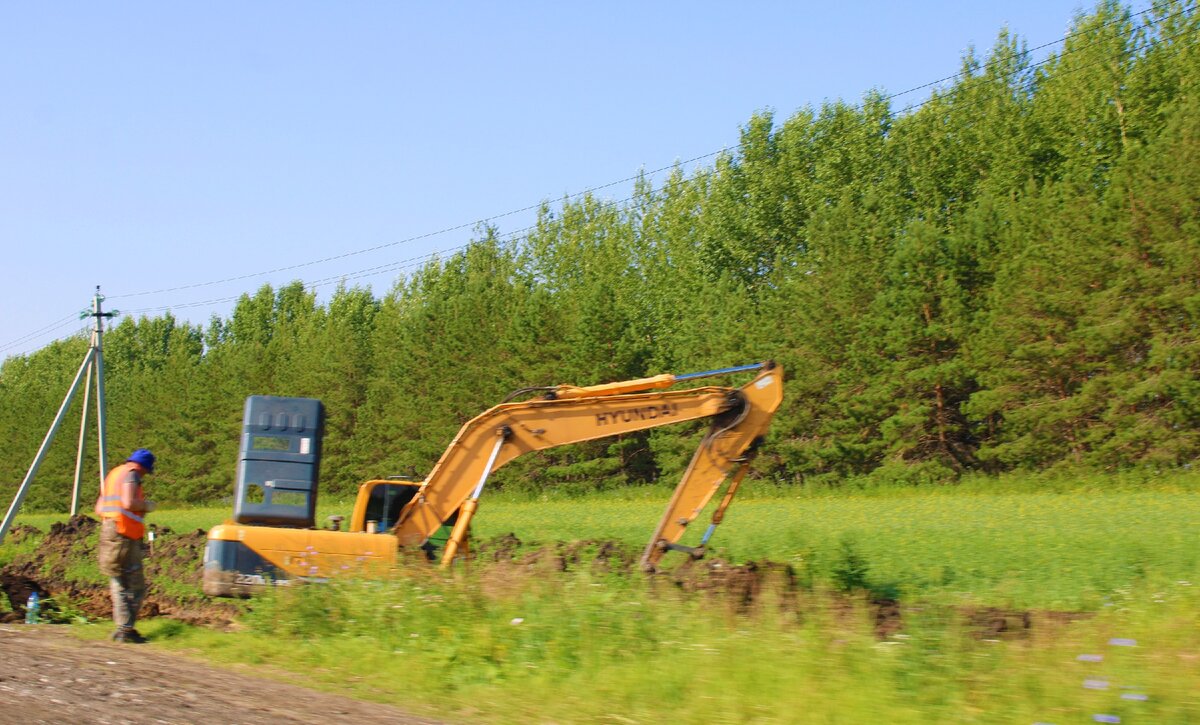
top-left (24, 591), bottom-right (40, 624)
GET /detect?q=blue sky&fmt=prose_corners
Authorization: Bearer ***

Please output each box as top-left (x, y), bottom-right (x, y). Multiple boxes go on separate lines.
top-left (1, 1), bottom-right (1125, 357)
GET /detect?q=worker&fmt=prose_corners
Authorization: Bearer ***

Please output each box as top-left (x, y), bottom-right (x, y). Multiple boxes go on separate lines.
top-left (95, 448), bottom-right (157, 643)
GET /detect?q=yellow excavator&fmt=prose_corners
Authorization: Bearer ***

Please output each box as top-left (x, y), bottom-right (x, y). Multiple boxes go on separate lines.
top-left (202, 361), bottom-right (783, 596)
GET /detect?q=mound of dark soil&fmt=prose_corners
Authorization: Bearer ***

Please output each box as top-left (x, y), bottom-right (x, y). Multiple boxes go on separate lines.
top-left (0, 515), bottom-right (238, 627)
top-left (961, 606), bottom-right (1094, 640)
top-left (2, 522), bottom-right (1090, 639)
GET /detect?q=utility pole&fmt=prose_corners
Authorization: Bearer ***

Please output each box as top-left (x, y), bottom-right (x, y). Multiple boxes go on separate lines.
top-left (0, 287), bottom-right (117, 543)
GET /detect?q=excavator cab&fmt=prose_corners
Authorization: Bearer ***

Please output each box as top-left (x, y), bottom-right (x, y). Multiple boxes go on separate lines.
top-left (352, 479), bottom-right (460, 559)
top-left (357, 480), bottom-right (420, 532)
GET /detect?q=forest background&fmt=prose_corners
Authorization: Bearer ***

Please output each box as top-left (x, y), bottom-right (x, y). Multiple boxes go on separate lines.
top-left (2, 2), bottom-right (1198, 510)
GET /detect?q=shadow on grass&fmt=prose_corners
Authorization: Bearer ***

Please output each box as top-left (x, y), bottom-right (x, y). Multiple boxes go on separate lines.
top-left (147, 619), bottom-right (189, 640)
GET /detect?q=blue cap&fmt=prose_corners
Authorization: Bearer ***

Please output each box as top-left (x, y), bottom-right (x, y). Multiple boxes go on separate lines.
top-left (127, 448), bottom-right (155, 473)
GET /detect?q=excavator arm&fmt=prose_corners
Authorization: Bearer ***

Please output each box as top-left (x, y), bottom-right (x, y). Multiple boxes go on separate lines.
top-left (389, 361), bottom-right (784, 569)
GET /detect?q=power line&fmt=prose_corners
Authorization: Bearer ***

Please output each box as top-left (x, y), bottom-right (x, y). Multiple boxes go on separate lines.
top-left (893, 8), bottom-right (1199, 117)
top-left (284, 8), bottom-right (1200, 288)
top-left (109, 0), bottom-right (1185, 305)
top-left (0, 315), bottom-right (85, 356)
top-left (883, 0), bottom-right (1182, 106)
top-left (107, 149), bottom-right (728, 302)
top-left (4, 1), bottom-right (1193, 356)
top-left (116, 221), bottom-right (557, 319)
top-left (46, 9), bottom-right (1200, 334)
top-left (0, 320), bottom-right (89, 358)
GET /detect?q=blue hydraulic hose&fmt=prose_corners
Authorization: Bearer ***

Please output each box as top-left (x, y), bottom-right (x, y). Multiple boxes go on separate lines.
top-left (673, 362), bottom-right (765, 382)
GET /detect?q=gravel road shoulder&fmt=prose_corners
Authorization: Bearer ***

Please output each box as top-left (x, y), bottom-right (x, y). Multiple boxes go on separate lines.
top-left (0, 624), bottom-right (442, 725)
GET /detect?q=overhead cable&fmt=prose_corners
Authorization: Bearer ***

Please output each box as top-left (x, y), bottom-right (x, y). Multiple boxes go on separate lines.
top-left (5, 1), bottom-right (1191, 355)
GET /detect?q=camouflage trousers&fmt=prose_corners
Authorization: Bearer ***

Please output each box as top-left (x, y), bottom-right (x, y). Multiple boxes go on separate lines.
top-left (98, 519), bottom-right (146, 631)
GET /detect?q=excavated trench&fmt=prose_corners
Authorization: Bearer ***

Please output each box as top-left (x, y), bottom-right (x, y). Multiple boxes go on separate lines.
top-left (1, 515), bottom-right (1088, 639)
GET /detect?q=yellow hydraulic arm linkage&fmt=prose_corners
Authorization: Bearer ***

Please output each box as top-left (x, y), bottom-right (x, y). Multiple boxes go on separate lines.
top-left (387, 361), bottom-right (784, 570)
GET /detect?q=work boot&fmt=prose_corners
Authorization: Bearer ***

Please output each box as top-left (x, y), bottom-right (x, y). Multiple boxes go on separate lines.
top-left (112, 628), bottom-right (148, 644)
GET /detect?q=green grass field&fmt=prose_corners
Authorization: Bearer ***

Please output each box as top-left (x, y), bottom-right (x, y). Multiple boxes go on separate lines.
top-left (475, 483), bottom-right (1200, 610)
top-left (8, 472), bottom-right (1200, 722)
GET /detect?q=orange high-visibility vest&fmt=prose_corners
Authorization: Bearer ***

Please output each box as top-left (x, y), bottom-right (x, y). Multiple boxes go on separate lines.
top-left (96, 462), bottom-right (145, 539)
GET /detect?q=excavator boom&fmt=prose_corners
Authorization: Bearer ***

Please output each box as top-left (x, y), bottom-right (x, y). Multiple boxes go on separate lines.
top-left (390, 362), bottom-right (783, 568)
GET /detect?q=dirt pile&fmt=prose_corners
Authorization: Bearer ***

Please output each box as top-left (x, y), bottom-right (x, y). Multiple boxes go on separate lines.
top-left (472, 535), bottom-right (903, 632)
top-left (470, 535), bottom-right (1093, 639)
top-left (2, 523), bottom-right (1087, 639)
top-left (0, 515), bottom-right (238, 626)
top-left (961, 606), bottom-right (1094, 640)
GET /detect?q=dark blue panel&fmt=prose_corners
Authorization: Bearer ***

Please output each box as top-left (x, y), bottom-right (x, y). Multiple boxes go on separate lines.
top-left (234, 396), bottom-right (324, 527)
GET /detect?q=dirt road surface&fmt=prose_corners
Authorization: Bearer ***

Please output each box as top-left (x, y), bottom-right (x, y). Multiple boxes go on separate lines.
top-left (0, 625), bottom-right (442, 725)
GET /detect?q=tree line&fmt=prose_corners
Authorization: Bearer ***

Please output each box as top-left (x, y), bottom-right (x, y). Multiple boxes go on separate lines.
top-left (3, 2), bottom-right (1197, 509)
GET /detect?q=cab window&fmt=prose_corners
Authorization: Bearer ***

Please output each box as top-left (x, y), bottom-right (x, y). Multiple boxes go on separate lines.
top-left (364, 483), bottom-right (420, 532)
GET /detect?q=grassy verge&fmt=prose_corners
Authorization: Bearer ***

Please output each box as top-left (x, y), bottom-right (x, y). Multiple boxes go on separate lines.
top-left (118, 568), bottom-right (1200, 723)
